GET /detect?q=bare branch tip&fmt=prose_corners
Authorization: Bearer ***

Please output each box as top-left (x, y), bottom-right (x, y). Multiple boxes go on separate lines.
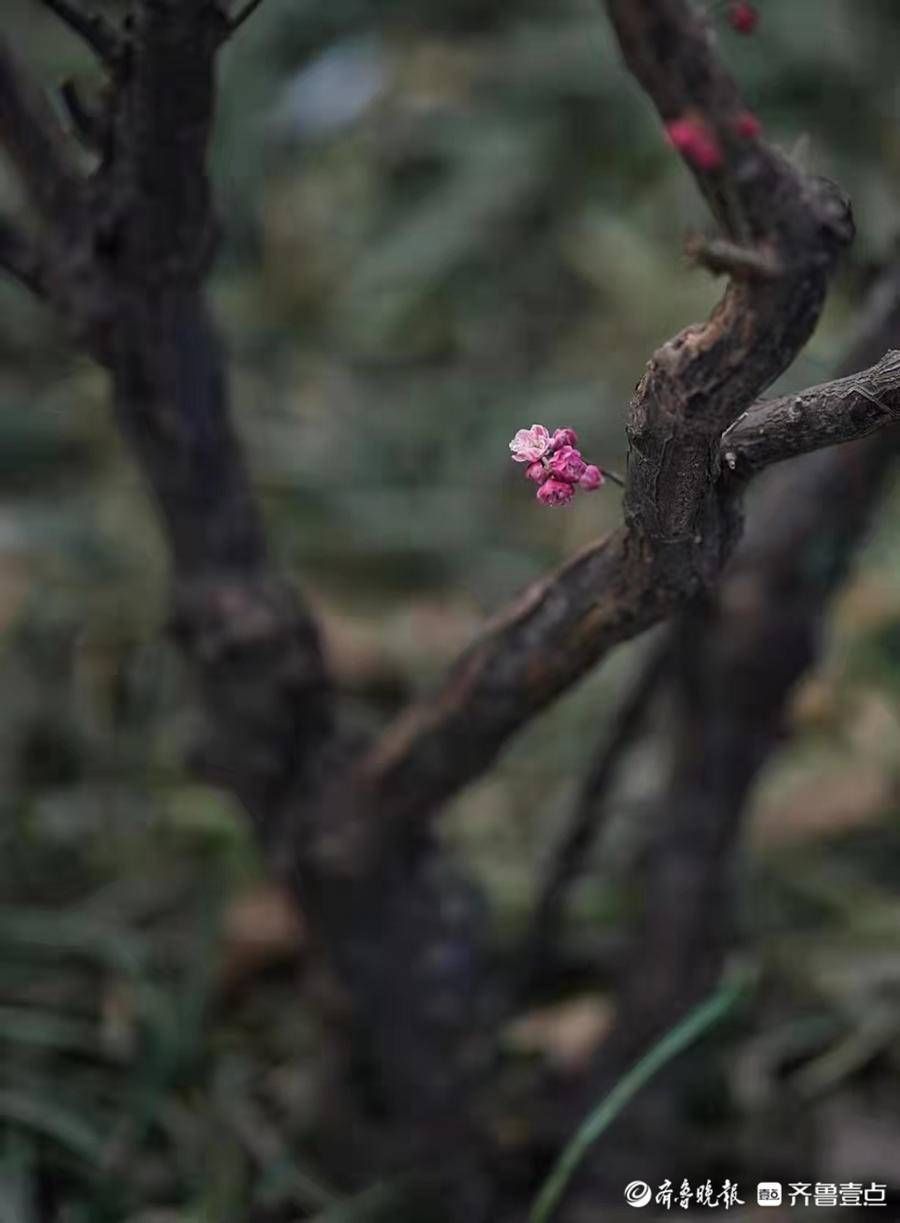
top-left (228, 0), bottom-right (266, 37)
top-left (685, 234), bottom-right (782, 281)
top-left (39, 0), bottom-right (119, 63)
top-left (59, 78), bottom-right (104, 149)
top-left (0, 216), bottom-right (46, 297)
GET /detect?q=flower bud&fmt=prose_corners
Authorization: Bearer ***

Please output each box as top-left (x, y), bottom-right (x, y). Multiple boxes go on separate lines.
top-left (536, 478), bottom-right (576, 507)
top-left (665, 117), bottom-right (723, 172)
top-left (547, 446), bottom-right (587, 484)
top-left (549, 427), bottom-right (579, 452)
top-left (579, 464), bottom-right (603, 492)
top-left (728, 2), bottom-right (759, 34)
top-left (734, 110), bottom-right (762, 139)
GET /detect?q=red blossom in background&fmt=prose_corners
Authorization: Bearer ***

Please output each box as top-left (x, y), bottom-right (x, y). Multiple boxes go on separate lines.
top-left (665, 116), bottom-right (724, 171)
top-left (734, 110), bottom-right (762, 139)
top-left (728, 2), bottom-right (759, 35)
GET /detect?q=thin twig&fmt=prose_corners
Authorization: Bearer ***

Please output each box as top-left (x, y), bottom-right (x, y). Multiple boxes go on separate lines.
top-left (0, 36), bottom-right (83, 226)
top-left (59, 79), bottom-right (104, 150)
top-left (38, 0), bottom-right (119, 62)
top-left (685, 234), bottom-right (782, 281)
top-left (229, 0), bottom-right (265, 35)
top-left (0, 216), bottom-right (46, 296)
top-left (520, 633), bottom-right (670, 992)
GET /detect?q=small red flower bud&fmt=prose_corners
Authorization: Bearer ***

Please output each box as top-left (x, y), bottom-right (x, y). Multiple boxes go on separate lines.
top-left (547, 446), bottom-right (588, 484)
top-left (734, 110), bottom-right (762, 139)
top-left (579, 465), bottom-right (603, 492)
top-left (665, 117), bottom-right (724, 172)
top-left (525, 461), bottom-right (549, 485)
top-left (728, 2), bottom-right (759, 34)
top-left (536, 478), bottom-right (576, 507)
top-left (549, 427), bottom-right (579, 453)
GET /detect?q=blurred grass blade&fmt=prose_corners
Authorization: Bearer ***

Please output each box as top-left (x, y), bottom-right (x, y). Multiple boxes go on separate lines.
top-left (529, 968), bottom-right (751, 1223)
top-left (0, 1134), bottom-right (37, 1223)
top-left (307, 1180), bottom-right (408, 1222)
top-left (0, 1090), bottom-right (105, 1164)
top-left (0, 909), bottom-right (147, 975)
top-left (0, 1004), bottom-right (100, 1057)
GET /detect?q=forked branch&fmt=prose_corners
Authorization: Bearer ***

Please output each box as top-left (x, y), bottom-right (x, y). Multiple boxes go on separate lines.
top-left (341, 0), bottom-right (855, 843)
top-left (38, 0), bottom-right (120, 62)
top-left (723, 349), bottom-right (900, 472)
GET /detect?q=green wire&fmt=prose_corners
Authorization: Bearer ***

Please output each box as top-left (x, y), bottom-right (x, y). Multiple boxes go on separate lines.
top-left (529, 966), bottom-right (752, 1223)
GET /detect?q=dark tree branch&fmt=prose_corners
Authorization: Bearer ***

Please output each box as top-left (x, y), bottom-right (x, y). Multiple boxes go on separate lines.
top-left (60, 78), bottom-right (106, 151)
top-left (0, 6), bottom-right (488, 1197)
top-left (632, 259), bottom-right (900, 1037)
top-left (722, 349), bottom-right (900, 473)
top-left (228, 0), bottom-right (265, 36)
top-left (39, 0), bottom-right (120, 62)
top-left (685, 234), bottom-right (782, 280)
top-left (0, 4), bottom-right (331, 855)
top-left (343, 0), bottom-right (852, 839)
top-left (0, 36), bottom-right (83, 228)
top-left (521, 633), bottom-right (671, 993)
top-left (566, 259), bottom-right (900, 1206)
top-left (0, 215), bottom-right (46, 295)
top-left (102, 0), bottom-right (227, 287)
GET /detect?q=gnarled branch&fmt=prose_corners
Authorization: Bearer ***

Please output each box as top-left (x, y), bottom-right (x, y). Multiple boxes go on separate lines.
top-left (722, 349), bottom-right (900, 473)
top-left (561, 261), bottom-right (900, 1204)
top-left (342, 0), bottom-right (853, 841)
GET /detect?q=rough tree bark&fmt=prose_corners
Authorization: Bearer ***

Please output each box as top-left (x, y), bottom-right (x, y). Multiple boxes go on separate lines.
top-left (558, 262), bottom-right (900, 1211)
top-left (1, 0), bottom-right (898, 1217)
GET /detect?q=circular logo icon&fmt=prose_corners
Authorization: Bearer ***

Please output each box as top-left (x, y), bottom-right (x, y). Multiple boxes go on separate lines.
top-left (624, 1181), bottom-right (653, 1208)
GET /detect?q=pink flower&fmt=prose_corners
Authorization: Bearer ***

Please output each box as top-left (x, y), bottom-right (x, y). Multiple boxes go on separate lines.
top-left (665, 117), bottom-right (724, 172)
top-left (579, 464), bottom-right (603, 492)
top-left (728, 1), bottom-right (759, 34)
top-left (734, 110), bottom-right (762, 140)
top-left (525, 461), bottom-right (549, 484)
top-left (509, 424), bottom-right (551, 463)
top-left (510, 423), bottom-right (610, 506)
top-left (549, 427), bottom-right (579, 452)
top-left (536, 478), bottom-right (576, 507)
top-left (547, 445), bottom-right (587, 484)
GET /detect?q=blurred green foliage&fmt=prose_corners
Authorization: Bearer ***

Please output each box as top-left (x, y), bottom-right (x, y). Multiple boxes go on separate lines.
top-left (3, 0), bottom-right (900, 1217)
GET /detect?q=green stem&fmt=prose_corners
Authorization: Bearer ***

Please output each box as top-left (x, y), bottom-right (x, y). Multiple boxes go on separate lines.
top-left (529, 966), bottom-right (752, 1223)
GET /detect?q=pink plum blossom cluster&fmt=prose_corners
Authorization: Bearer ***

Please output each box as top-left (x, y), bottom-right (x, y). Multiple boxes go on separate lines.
top-left (509, 425), bottom-right (604, 506)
